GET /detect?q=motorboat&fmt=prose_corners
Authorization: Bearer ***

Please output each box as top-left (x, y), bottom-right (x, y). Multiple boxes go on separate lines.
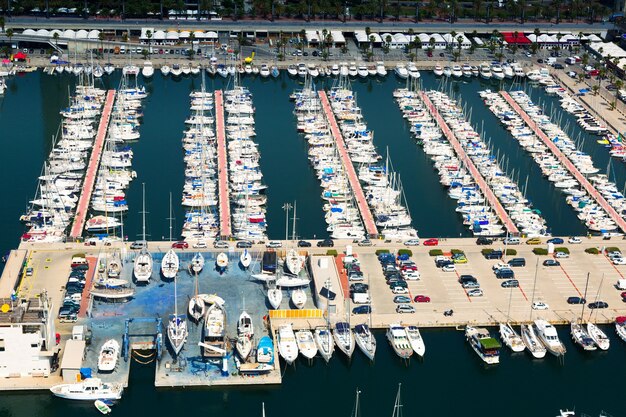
top-left (451, 65), bottom-right (462, 78)
top-left (122, 65), bottom-right (139, 76)
top-left (271, 66), bottom-right (280, 77)
top-left (216, 252), bottom-right (228, 272)
top-left (259, 64), bottom-right (271, 78)
top-left (534, 320), bottom-right (566, 357)
top-left (499, 323), bottom-right (525, 352)
top-left (587, 323), bottom-right (610, 351)
top-left (295, 329), bottom-right (318, 360)
top-left (240, 249), bottom-right (252, 269)
top-left (394, 63), bottom-right (409, 79)
top-left (570, 322), bottom-right (596, 351)
top-left (465, 326), bottom-right (500, 364)
top-left (268, 286), bottom-right (282, 309)
top-left (141, 61), bottom-right (154, 78)
top-left (284, 249), bottom-right (304, 275)
top-left (236, 311), bottom-right (254, 360)
top-left (161, 65), bottom-right (171, 76)
top-left (103, 63), bottom-right (115, 74)
top-left (252, 336), bottom-right (273, 365)
top-left (107, 253), bottom-right (122, 278)
top-left (190, 252), bottom-right (205, 274)
top-left (201, 302), bottom-right (227, 358)
top-left (442, 66), bottom-right (452, 77)
top-left (520, 323), bottom-right (547, 358)
top-left (50, 378), bottom-right (123, 401)
top-left (490, 64), bottom-right (505, 80)
top-left (433, 65), bottom-right (444, 76)
top-left (386, 324), bottom-right (413, 359)
top-left (171, 64), bottom-right (182, 77)
top-left (407, 62), bottom-right (420, 79)
top-left (615, 316), bottom-right (626, 342)
top-left (354, 323), bottom-right (376, 361)
top-left (376, 61), bottom-right (387, 76)
top-left (405, 325), bottom-right (425, 357)
top-left (85, 215), bottom-right (121, 232)
top-left (290, 288), bottom-right (306, 309)
top-left (97, 339), bottom-right (120, 372)
top-left (479, 63), bottom-right (492, 79)
top-left (95, 400), bottom-right (111, 414)
top-left (277, 324), bottom-right (299, 365)
top-left (314, 326), bottom-right (334, 362)
top-left (161, 249), bottom-right (179, 279)
top-left (333, 322), bottom-right (355, 358)
top-left (287, 64), bottom-right (298, 76)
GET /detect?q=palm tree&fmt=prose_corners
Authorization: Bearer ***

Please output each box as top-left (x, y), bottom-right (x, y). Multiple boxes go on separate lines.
top-left (6, 28), bottom-right (13, 48)
top-left (189, 32), bottom-right (196, 60)
top-left (456, 35), bottom-right (463, 60)
top-left (519, 0), bottom-right (526, 23)
top-left (98, 32), bottom-right (105, 54)
top-left (0, 16), bottom-right (5, 33)
top-left (146, 30), bottom-right (152, 57)
top-left (53, 31), bottom-right (60, 50)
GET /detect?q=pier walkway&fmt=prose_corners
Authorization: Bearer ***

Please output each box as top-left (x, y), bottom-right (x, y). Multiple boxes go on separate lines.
top-left (420, 92), bottom-right (519, 235)
top-left (215, 90), bottom-right (231, 238)
top-left (318, 91), bottom-right (378, 237)
top-left (501, 91), bottom-right (626, 234)
top-left (69, 90), bottom-right (116, 238)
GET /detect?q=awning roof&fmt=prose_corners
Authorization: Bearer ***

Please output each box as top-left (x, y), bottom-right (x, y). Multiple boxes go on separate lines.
top-left (502, 32), bottom-right (531, 44)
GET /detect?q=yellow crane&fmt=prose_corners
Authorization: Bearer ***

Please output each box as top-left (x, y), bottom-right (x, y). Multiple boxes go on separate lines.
top-left (244, 51), bottom-right (255, 64)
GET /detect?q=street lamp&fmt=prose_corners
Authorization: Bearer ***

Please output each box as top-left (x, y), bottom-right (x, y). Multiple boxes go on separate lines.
top-left (282, 203), bottom-right (292, 242)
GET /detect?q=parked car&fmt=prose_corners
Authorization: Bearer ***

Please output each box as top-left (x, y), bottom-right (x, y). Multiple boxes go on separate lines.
top-left (554, 251), bottom-right (569, 259)
top-left (501, 279), bottom-right (519, 288)
top-left (612, 257), bottom-right (626, 265)
top-left (531, 301), bottom-right (549, 310)
top-left (352, 305), bottom-right (372, 315)
top-left (350, 283), bottom-right (369, 293)
top-left (393, 295), bottom-right (412, 304)
top-left (452, 254), bottom-right (468, 264)
top-left (130, 241), bottom-right (145, 249)
top-left (297, 240), bottom-right (312, 247)
top-left (423, 238), bottom-right (439, 246)
top-left (266, 241), bottom-right (282, 248)
top-left (467, 289), bottom-right (484, 297)
top-left (172, 241), bottom-right (189, 249)
top-left (459, 274), bottom-right (477, 284)
top-left (462, 281), bottom-right (480, 289)
top-left (526, 237), bottom-right (542, 245)
top-left (547, 237), bottom-right (564, 244)
top-left (392, 286), bottom-right (409, 294)
top-left (507, 258), bottom-right (526, 267)
top-left (236, 241), bottom-right (252, 248)
top-left (402, 271), bottom-right (421, 280)
top-left (357, 239), bottom-right (373, 247)
top-left (442, 264), bottom-right (456, 272)
top-left (568, 236), bottom-right (582, 244)
top-left (414, 295), bottom-right (431, 303)
top-left (193, 240), bottom-right (208, 249)
top-left (588, 301), bottom-right (609, 309)
top-left (317, 239), bottom-right (334, 247)
top-left (396, 305), bottom-right (415, 314)
top-left (567, 296), bottom-right (586, 304)
top-left (213, 240), bottom-right (229, 248)
top-left (404, 239), bottom-right (420, 246)
top-left (476, 237), bottom-right (493, 245)
top-left (495, 268), bottom-right (515, 279)
top-left (543, 259), bottom-right (560, 267)
top-left (484, 250), bottom-right (503, 260)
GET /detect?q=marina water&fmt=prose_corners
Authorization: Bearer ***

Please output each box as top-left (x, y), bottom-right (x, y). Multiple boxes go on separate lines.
top-left (1, 71), bottom-right (625, 415)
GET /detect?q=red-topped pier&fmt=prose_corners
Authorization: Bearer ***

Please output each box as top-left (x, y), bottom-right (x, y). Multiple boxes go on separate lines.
top-left (420, 91), bottom-right (519, 235)
top-left (318, 91), bottom-right (378, 237)
top-left (70, 90), bottom-right (116, 238)
top-left (215, 90), bottom-right (231, 238)
top-left (501, 91), bottom-right (626, 234)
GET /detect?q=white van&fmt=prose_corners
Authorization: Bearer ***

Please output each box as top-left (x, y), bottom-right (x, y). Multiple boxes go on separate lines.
top-left (617, 279), bottom-right (626, 290)
top-left (503, 237), bottom-right (520, 245)
top-left (352, 293), bottom-right (371, 304)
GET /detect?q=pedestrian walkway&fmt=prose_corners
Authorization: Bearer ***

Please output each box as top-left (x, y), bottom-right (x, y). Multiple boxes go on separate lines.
top-left (69, 90), bottom-right (116, 238)
top-left (318, 91), bottom-right (378, 237)
top-left (420, 91), bottom-right (519, 235)
top-left (501, 90), bottom-right (626, 234)
top-left (215, 90), bottom-right (231, 238)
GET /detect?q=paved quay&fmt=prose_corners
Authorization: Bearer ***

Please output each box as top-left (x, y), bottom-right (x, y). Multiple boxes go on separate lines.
top-left (214, 90), bottom-right (231, 238)
top-left (69, 90), bottom-right (116, 238)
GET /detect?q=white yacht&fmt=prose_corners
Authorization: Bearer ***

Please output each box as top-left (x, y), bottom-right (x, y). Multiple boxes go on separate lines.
top-left (394, 63), bottom-right (409, 79)
top-left (406, 325), bottom-right (425, 357)
top-left (122, 65), bottom-right (139, 76)
top-left (103, 63), bottom-right (115, 74)
top-left (376, 61), bottom-right (387, 76)
top-left (259, 64), bottom-right (271, 78)
top-left (513, 66), bottom-right (526, 77)
top-left (315, 326), bottom-right (334, 362)
top-left (465, 326), bottom-right (501, 364)
top-left (287, 64), bottom-right (298, 76)
top-left (502, 64), bottom-right (514, 78)
top-left (490, 64), bottom-right (505, 80)
top-left (520, 323), bottom-right (547, 358)
top-left (587, 323), bottom-right (610, 351)
top-left (534, 320), bottom-right (566, 357)
top-left (479, 63), bottom-right (492, 79)
top-left (133, 245), bottom-right (152, 283)
top-left (451, 65), bottom-right (463, 78)
top-left (297, 63), bottom-right (308, 77)
top-left (433, 65), bottom-right (444, 76)
top-left (216, 252), bottom-right (228, 272)
top-left (357, 64), bottom-right (369, 78)
top-left (331, 64), bottom-right (340, 76)
top-left (202, 303), bottom-right (227, 358)
top-left (277, 324), bottom-right (299, 365)
top-left (167, 274), bottom-right (187, 356)
top-left (161, 249), bottom-right (179, 279)
top-left (141, 61), bottom-right (154, 78)
top-left (387, 324), bottom-right (413, 359)
top-left (171, 63), bottom-right (183, 77)
top-left (354, 323), bottom-right (376, 361)
top-left (348, 62), bottom-right (358, 77)
top-left (499, 323), bottom-right (525, 352)
top-left (295, 329), bottom-right (318, 360)
top-left (462, 63), bottom-right (472, 77)
top-left (50, 378), bottom-right (123, 401)
top-left (442, 66), bottom-right (452, 77)
top-left (333, 322), bottom-right (355, 358)
top-left (407, 62), bottom-right (420, 79)
top-left (97, 339), bottom-right (120, 372)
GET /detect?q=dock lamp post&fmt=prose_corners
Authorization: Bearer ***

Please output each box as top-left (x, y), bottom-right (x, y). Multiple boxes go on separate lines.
top-left (282, 203), bottom-right (292, 242)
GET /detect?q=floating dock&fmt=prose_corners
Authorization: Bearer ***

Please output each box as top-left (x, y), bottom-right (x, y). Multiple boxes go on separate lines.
top-left (318, 91), bottom-right (378, 237)
top-left (69, 90), bottom-right (116, 238)
top-left (215, 90), bottom-right (231, 238)
top-left (500, 91), bottom-right (626, 234)
top-left (419, 92), bottom-right (519, 235)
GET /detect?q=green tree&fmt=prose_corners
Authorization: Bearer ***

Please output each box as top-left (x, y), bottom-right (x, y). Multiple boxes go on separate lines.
top-left (53, 31), bottom-right (60, 50)
top-left (146, 30), bottom-right (152, 57)
top-left (0, 16), bottom-right (5, 33)
top-left (6, 28), bottom-right (14, 45)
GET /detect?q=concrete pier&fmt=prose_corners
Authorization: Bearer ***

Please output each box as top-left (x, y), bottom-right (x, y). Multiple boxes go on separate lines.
top-left (215, 90), bottom-right (231, 238)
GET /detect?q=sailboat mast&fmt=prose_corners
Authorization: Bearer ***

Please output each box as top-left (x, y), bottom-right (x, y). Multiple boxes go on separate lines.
top-left (291, 200), bottom-right (297, 241)
top-left (168, 191), bottom-right (173, 242)
top-left (141, 182), bottom-right (146, 242)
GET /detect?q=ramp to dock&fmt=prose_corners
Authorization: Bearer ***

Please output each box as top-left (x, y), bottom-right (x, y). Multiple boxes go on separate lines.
top-left (318, 91), bottom-right (378, 237)
top-left (420, 92), bottom-right (519, 235)
top-left (0, 250), bottom-right (28, 298)
top-left (268, 309), bottom-right (323, 319)
top-left (500, 91), bottom-right (626, 234)
top-left (69, 90), bottom-right (116, 238)
top-left (215, 90), bottom-right (231, 238)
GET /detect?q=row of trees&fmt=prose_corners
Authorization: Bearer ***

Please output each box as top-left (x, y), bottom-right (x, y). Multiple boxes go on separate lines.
top-left (1, 0), bottom-right (611, 23)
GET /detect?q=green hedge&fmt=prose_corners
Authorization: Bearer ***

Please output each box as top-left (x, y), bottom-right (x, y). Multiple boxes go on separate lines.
top-left (375, 249), bottom-right (390, 256)
top-left (605, 247), bottom-right (621, 254)
top-left (585, 247), bottom-right (600, 254)
top-left (397, 249), bottom-right (413, 257)
top-left (481, 248), bottom-right (494, 256)
top-left (505, 249), bottom-right (517, 256)
top-left (326, 249), bottom-right (338, 257)
top-left (429, 249), bottom-right (443, 256)
top-left (533, 248), bottom-right (549, 255)
top-left (555, 247), bottom-right (570, 254)
top-left (451, 249), bottom-right (465, 255)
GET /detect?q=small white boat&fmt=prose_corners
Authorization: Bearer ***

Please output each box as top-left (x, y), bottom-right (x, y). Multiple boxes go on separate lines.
top-left (291, 288), bottom-right (306, 309)
top-left (188, 295), bottom-right (205, 322)
top-left (287, 64), bottom-right (298, 76)
top-left (433, 65), bottom-right (444, 76)
top-left (295, 329), bottom-right (318, 360)
top-left (236, 311), bottom-right (254, 360)
top-left (277, 324), bottom-right (299, 365)
top-left (387, 324), bottom-right (413, 359)
top-left (284, 249), bottom-right (303, 275)
top-left (499, 323), bottom-right (525, 353)
top-left (161, 249), bottom-right (179, 279)
top-left (167, 314), bottom-right (188, 355)
top-left (141, 61), bottom-right (154, 78)
top-left (240, 249), bottom-right (252, 268)
top-left (376, 61), bottom-right (387, 77)
top-left (190, 252), bottom-right (204, 273)
top-left (94, 400), bottom-right (111, 414)
top-left (405, 325), bottom-right (425, 357)
top-left (50, 378), bottom-right (123, 401)
top-left (260, 64), bottom-right (270, 78)
top-left (216, 252), bottom-right (228, 272)
top-left (314, 326), bottom-right (334, 362)
top-left (198, 293), bottom-right (225, 306)
top-left (354, 323), bottom-right (376, 361)
top-left (103, 63), bottom-right (115, 74)
top-left (616, 316), bottom-right (626, 342)
top-left (268, 287), bottom-right (282, 309)
top-left (394, 63), bottom-right (409, 79)
top-left (161, 65), bottom-right (171, 76)
top-left (587, 323), bottom-right (610, 351)
top-left (171, 64), bottom-right (182, 77)
top-left (521, 323), bottom-right (547, 358)
top-left (97, 339), bottom-right (120, 372)
top-left (570, 322), bottom-right (596, 351)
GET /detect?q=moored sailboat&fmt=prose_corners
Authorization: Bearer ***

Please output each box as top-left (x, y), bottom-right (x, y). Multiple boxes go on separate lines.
top-left (354, 323), bottom-right (376, 361)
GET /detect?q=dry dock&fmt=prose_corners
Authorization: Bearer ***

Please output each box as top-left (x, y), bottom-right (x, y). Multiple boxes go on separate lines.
top-left (501, 91), bottom-right (626, 234)
top-left (420, 91), bottom-right (519, 235)
top-left (214, 90), bottom-right (231, 238)
top-left (318, 90), bottom-right (378, 237)
top-left (69, 90), bottom-right (116, 238)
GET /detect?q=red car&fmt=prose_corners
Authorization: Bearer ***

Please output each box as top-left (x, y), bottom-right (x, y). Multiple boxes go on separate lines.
top-left (172, 241), bottom-right (189, 249)
top-left (423, 238), bottom-right (439, 246)
top-left (414, 295), bottom-right (431, 303)
top-left (621, 291), bottom-right (626, 299)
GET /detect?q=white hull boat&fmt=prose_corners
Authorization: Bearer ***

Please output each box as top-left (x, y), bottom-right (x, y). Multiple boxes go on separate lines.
top-left (50, 378), bottom-right (123, 401)
top-left (534, 320), bottom-right (566, 357)
top-left (295, 329), bottom-right (318, 360)
top-left (587, 322), bottom-right (610, 351)
top-left (521, 324), bottom-right (547, 358)
top-left (354, 323), bottom-right (376, 360)
top-left (499, 323), bottom-right (525, 353)
top-left (291, 288), bottom-right (306, 309)
top-left (161, 249), bottom-right (179, 279)
top-left (406, 325), bottom-right (426, 357)
top-left (387, 324), bottom-right (413, 359)
top-left (240, 249), bottom-right (252, 268)
top-left (268, 287), bottom-right (282, 309)
top-left (571, 322), bottom-right (596, 351)
top-left (277, 324), bottom-right (299, 365)
top-left (333, 322), bottom-right (355, 358)
top-left (314, 327), bottom-right (334, 362)
top-left (97, 339), bottom-right (120, 372)
top-left (190, 252), bottom-right (205, 273)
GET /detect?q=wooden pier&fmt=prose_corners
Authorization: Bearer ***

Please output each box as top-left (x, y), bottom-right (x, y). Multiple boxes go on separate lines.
top-left (420, 92), bottom-right (519, 235)
top-left (215, 90), bottom-right (231, 238)
top-left (318, 91), bottom-right (378, 237)
top-left (500, 91), bottom-right (626, 234)
top-left (69, 90), bottom-right (116, 238)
